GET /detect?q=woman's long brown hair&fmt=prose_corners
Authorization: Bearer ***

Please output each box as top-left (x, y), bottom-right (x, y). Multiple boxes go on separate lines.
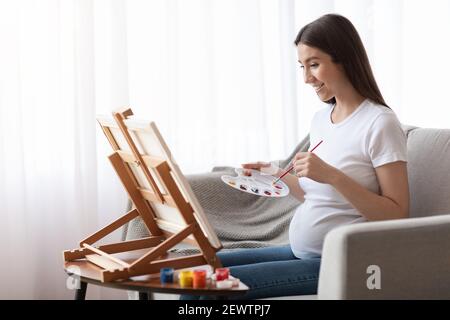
top-left (294, 14), bottom-right (389, 108)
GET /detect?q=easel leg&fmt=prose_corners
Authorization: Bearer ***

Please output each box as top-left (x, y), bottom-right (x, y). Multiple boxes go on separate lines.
top-left (75, 281), bottom-right (88, 300)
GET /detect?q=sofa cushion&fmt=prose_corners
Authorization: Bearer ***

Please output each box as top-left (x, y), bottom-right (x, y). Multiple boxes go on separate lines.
top-left (407, 127), bottom-right (450, 217)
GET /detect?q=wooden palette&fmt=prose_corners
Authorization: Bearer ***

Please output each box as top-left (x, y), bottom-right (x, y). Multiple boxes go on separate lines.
top-left (221, 168), bottom-right (289, 198)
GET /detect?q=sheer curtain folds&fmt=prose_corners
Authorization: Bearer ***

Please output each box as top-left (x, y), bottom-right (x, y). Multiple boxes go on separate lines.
top-left (0, 0), bottom-right (99, 299)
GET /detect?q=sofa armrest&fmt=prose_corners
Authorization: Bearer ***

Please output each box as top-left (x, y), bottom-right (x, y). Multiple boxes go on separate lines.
top-left (318, 214), bottom-right (450, 299)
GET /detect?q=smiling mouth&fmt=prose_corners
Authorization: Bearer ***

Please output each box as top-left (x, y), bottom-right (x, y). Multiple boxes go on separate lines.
top-left (314, 84), bottom-right (324, 92)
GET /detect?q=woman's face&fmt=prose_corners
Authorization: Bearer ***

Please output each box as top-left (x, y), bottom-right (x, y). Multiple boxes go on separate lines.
top-left (297, 43), bottom-right (347, 102)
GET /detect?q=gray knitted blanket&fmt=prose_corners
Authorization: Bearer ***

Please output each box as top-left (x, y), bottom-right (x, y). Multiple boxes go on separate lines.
top-left (124, 135), bottom-right (310, 250)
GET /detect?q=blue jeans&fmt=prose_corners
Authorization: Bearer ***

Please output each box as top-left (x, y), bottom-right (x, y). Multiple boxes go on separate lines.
top-left (180, 245), bottom-right (321, 300)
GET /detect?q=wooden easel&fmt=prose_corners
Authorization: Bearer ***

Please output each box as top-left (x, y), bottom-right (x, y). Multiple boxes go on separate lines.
top-left (63, 107), bottom-right (222, 282)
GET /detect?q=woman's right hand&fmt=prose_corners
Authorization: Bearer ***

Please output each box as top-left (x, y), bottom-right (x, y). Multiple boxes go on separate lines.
top-left (241, 161), bottom-right (272, 176)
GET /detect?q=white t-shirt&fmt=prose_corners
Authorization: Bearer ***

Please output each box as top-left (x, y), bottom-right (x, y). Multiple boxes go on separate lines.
top-left (289, 99), bottom-right (407, 259)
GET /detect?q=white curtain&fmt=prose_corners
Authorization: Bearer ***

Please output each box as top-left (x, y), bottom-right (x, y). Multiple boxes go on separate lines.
top-left (0, 0), bottom-right (128, 299)
top-left (121, 0), bottom-right (300, 171)
top-left (0, 0), bottom-right (449, 299)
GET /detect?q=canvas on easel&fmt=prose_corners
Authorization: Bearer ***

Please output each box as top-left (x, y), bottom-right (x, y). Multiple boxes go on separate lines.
top-left (63, 107), bottom-right (222, 282)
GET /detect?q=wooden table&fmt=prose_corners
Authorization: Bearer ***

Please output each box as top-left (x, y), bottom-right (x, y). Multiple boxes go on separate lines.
top-left (64, 260), bottom-right (249, 300)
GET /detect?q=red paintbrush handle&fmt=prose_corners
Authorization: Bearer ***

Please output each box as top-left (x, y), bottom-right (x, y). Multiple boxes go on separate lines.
top-left (271, 140), bottom-right (323, 185)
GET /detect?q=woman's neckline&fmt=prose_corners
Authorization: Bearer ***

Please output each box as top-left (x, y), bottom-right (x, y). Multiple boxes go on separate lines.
top-left (329, 98), bottom-right (368, 127)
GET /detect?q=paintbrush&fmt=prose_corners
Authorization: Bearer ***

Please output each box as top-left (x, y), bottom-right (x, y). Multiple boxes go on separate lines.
top-left (271, 140), bottom-right (323, 186)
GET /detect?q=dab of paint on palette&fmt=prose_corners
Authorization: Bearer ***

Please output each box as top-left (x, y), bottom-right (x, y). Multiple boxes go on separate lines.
top-left (221, 168), bottom-right (289, 198)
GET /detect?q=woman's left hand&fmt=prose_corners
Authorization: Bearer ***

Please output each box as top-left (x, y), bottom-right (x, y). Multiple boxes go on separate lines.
top-left (293, 152), bottom-right (340, 184)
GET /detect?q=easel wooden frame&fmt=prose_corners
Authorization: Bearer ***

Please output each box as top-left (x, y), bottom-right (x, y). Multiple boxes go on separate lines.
top-left (63, 107), bottom-right (222, 282)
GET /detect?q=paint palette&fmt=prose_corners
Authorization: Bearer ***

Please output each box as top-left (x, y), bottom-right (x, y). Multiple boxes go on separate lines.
top-left (221, 168), bottom-right (289, 198)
